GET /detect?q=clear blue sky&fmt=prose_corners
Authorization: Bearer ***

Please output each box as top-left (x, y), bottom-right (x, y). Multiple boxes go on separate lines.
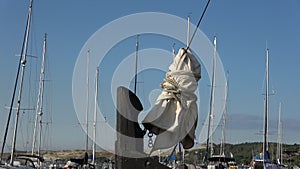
top-left (0, 0), bottom-right (299, 152)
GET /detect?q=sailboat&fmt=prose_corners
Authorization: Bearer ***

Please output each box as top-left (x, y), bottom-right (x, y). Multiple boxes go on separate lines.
top-left (31, 33), bottom-right (47, 168)
top-left (204, 36), bottom-right (236, 169)
top-left (0, 0), bottom-right (45, 168)
top-left (64, 51), bottom-right (96, 169)
top-left (250, 48), bottom-right (279, 169)
top-left (205, 36), bottom-right (217, 164)
top-left (276, 103), bottom-right (288, 169)
top-left (200, 35), bottom-right (217, 169)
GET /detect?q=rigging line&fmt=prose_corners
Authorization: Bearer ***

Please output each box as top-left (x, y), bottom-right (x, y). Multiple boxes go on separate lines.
top-left (175, 0), bottom-right (211, 66)
top-left (26, 56), bottom-right (32, 152)
top-left (0, 0), bottom-right (33, 161)
top-left (187, 0), bottom-right (211, 50)
top-left (43, 122), bottom-right (50, 150)
top-left (19, 111), bottom-right (26, 150)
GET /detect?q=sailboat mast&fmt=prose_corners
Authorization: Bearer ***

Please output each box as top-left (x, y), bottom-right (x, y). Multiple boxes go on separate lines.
top-left (32, 33), bottom-right (47, 155)
top-left (263, 48), bottom-right (269, 162)
top-left (10, 0), bottom-right (33, 165)
top-left (38, 33), bottom-right (47, 156)
top-left (210, 36), bottom-right (217, 157)
top-left (0, 0), bottom-right (34, 161)
top-left (86, 49), bottom-right (90, 152)
top-left (220, 72), bottom-right (228, 156)
top-left (187, 15), bottom-right (190, 47)
top-left (92, 67), bottom-right (99, 165)
top-left (277, 102), bottom-right (282, 163)
top-left (205, 35), bottom-right (217, 162)
top-left (134, 35), bottom-right (139, 94)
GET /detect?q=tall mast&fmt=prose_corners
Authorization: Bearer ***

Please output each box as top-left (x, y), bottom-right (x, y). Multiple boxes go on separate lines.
top-left (187, 15), bottom-right (190, 47)
top-left (277, 102), bottom-right (282, 163)
top-left (86, 49), bottom-right (90, 152)
top-left (32, 33), bottom-right (47, 155)
top-left (134, 35), bottom-right (139, 94)
top-left (0, 0), bottom-right (33, 161)
top-left (220, 72), bottom-right (228, 156)
top-left (205, 35), bottom-right (217, 162)
top-left (92, 67), bottom-right (99, 165)
top-left (210, 35), bottom-right (217, 157)
top-left (10, 0), bottom-right (34, 165)
top-left (38, 33), bottom-right (47, 156)
top-left (263, 48), bottom-right (269, 163)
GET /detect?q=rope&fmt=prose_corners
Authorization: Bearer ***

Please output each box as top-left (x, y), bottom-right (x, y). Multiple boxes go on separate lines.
top-left (143, 0), bottom-right (212, 152)
top-left (187, 0), bottom-right (211, 51)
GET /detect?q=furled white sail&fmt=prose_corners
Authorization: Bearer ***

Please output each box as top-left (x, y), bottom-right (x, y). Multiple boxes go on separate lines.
top-left (143, 48), bottom-right (201, 151)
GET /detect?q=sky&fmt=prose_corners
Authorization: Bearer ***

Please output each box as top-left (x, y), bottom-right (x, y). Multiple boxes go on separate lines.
top-left (0, 0), bottom-right (300, 153)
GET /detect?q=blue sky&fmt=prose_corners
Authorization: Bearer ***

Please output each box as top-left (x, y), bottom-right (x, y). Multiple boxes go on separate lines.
top-left (0, 0), bottom-right (300, 152)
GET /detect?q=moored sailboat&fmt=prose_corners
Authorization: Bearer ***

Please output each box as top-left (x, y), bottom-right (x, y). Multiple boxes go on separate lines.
top-left (31, 33), bottom-right (48, 169)
top-left (250, 48), bottom-right (278, 169)
top-left (205, 36), bottom-right (237, 169)
top-left (0, 0), bottom-right (45, 168)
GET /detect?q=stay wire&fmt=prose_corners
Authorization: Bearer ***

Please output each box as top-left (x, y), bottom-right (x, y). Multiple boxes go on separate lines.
top-left (187, 0), bottom-right (211, 51)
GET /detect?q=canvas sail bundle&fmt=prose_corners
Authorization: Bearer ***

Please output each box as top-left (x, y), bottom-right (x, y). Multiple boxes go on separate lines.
top-left (143, 48), bottom-right (201, 151)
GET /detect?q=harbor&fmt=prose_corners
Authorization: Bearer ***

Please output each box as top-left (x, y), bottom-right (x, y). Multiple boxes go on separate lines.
top-left (1, 0), bottom-right (300, 169)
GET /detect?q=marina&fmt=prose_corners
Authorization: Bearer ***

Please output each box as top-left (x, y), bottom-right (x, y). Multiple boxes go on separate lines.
top-left (1, 0), bottom-right (300, 169)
